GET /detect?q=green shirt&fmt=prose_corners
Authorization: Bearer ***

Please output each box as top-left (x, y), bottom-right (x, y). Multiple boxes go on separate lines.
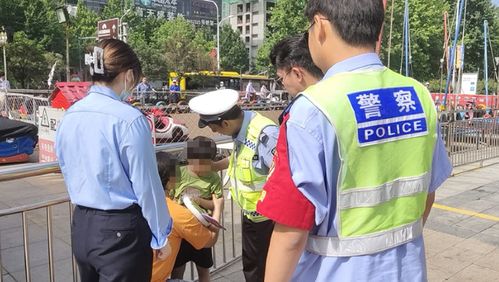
top-left (172, 166), bottom-right (223, 207)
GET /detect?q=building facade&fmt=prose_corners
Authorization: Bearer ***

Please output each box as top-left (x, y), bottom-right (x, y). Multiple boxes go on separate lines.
top-left (225, 0), bottom-right (275, 68)
top-left (82, 0), bottom-right (219, 28)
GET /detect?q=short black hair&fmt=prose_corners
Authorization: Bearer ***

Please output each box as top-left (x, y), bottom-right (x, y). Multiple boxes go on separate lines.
top-left (156, 152), bottom-right (178, 189)
top-left (270, 34), bottom-right (323, 80)
top-left (0, 72), bottom-right (4, 77)
top-left (305, 0), bottom-right (385, 48)
top-left (187, 136), bottom-right (217, 160)
top-left (203, 105), bottom-right (243, 127)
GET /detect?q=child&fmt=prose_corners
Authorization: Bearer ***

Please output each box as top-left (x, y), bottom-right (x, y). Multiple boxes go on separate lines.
top-left (170, 136), bottom-right (224, 282)
top-left (151, 152), bottom-right (224, 282)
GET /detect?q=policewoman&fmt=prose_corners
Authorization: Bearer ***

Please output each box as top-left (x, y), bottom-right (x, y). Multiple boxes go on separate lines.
top-left (56, 39), bottom-right (172, 282)
top-left (189, 89), bottom-right (278, 282)
top-left (257, 1), bottom-right (453, 281)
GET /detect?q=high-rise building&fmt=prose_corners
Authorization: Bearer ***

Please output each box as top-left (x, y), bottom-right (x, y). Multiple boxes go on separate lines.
top-left (82, 0), bottom-right (219, 29)
top-left (225, 0), bottom-right (275, 68)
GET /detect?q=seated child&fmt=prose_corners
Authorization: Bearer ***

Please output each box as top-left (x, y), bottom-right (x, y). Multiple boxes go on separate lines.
top-left (151, 152), bottom-right (224, 282)
top-left (170, 136), bottom-right (224, 282)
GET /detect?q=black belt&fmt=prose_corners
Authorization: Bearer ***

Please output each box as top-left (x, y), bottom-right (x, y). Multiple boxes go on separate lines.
top-left (76, 204), bottom-right (141, 215)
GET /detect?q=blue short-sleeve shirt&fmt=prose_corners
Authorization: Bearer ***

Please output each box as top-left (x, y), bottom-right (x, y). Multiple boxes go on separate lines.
top-left (285, 53), bottom-right (453, 281)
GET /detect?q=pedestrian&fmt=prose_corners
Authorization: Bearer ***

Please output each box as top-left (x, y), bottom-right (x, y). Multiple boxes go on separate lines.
top-left (245, 80), bottom-right (256, 101)
top-left (169, 79), bottom-right (181, 104)
top-left (257, 1), bottom-right (453, 281)
top-left (0, 72), bottom-right (8, 117)
top-left (189, 89), bottom-right (279, 282)
top-left (259, 84), bottom-right (269, 100)
top-left (56, 39), bottom-right (172, 282)
top-left (0, 72), bottom-right (10, 90)
top-left (137, 76), bottom-right (154, 103)
top-left (151, 152), bottom-right (224, 282)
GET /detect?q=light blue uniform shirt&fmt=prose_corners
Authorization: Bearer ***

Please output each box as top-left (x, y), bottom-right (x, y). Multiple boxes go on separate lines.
top-left (56, 85), bottom-right (172, 249)
top-left (286, 53), bottom-right (453, 281)
top-left (234, 111), bottom-right (279, 174)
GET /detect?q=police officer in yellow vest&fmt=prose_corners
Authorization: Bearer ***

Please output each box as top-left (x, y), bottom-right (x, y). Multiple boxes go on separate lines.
top-left (189, 89), bottom-right (278, 282)
top-left (256, 1), bottom-right (453, 281)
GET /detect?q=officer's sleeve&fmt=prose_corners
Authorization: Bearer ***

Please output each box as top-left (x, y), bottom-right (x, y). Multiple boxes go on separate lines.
top-left (429, 123), bottom-right (452, 192)
top-left (256, 124), bottom-right (279, 171)
top-left (258, 102), bottom-right (329, 229)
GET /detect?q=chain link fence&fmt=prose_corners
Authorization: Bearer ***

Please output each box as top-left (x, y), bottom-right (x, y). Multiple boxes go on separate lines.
top-left (1, 90), bottom-right (50, 124)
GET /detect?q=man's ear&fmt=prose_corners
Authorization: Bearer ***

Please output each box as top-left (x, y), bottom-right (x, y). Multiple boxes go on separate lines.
top-left (314, 14), bottom-right (328, 46)
top-left (221, 120), bottom-right (230, 128)
top-left (293, 68), bottom-right (304, 82)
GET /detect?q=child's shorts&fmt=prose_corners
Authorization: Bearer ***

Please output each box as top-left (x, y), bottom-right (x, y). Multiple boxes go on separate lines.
top-left (173, 239), bottom-right (213, 269)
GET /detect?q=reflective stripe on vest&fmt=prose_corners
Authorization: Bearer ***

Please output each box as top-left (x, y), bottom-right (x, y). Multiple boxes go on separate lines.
top-left (227, 112), bottom-right (276, 222)
top-left (302, 68), bottom-right (437, 256)
top-left (306, 219), bottom-right (423, 257)
top-left (339, 172), bottom-right (431, 209)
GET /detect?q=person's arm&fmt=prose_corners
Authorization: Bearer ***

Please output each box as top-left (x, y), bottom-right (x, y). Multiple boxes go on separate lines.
top-left (265, 224), bottom-right (309, 282)
top-left (425, 123), bottom-right (453, 226)
top-left (204, 194), bottom-right (224, 247)
top-left (120, 116), bottom-right (173, 251)
top-left (195, 197), bottom-right (214, 211)
top-left (212, 156), bottom-right (229, 171)
top-left (423, 192), bottom-right (435, 225)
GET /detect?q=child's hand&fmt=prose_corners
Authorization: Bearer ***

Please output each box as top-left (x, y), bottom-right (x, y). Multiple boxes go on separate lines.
top-left (155, 242), bottom-right (171, 261)
top-left (212, 194), bottom-right (224, 209)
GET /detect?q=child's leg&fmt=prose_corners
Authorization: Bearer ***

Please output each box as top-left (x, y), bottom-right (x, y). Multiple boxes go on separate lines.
top-left (196, 265), bottom-right (211, 282)
top-left (170, 264), bottom-right (186, 280)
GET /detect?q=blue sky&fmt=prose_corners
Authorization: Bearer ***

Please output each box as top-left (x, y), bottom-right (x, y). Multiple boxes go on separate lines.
top-left (494, 0), bottom-right (499, 6)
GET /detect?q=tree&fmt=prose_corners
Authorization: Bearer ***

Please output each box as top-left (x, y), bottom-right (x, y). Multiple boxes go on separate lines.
top-left (255, 0), bottom-right (308, 73)
top-left (128, 17), bottom-right (170, 81)
top-left (6, 32), bottom-right (48, 88)
top-left (220, 24), bottom-right (249, 72)
top-left (153, 17), bottom-right (213, 74)
top-left (69, 1), bottom-right (101, 79)
top-left (381, 0), bottom-right (451, 80)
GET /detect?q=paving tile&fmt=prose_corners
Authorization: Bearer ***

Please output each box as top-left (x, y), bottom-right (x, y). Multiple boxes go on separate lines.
top-left (455, 217), bottom-right (498, 233)
top-left (427, 265), bottom-right (451, 282)
top-left (453, 237), bottom-right (496, 255)
top-left (447, 263), bottom-right (499, 282)
top-left (424, 230), bottom-right (466, 258)
top-left (425, 221), bottom-right (477, 240)
top-left (474, 247), bottom-right (499, 270)
top-left (426, 244), bottom-right (483, 278)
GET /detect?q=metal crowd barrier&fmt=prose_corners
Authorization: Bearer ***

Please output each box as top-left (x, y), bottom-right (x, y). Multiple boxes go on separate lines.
top-left (3, 92), bottom-right (50, 124)
top-left (440, 109), bottom-right (499, 167)
top-left (0, 138), bottom-right (240, 282)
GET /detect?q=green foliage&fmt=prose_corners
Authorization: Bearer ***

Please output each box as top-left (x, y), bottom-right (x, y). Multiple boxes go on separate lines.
top-left (153, 17), bottom-right (213, 74)
top-left (382, 0), bottom-right (499, 82)
top-left (6, 32), bottom-right (49, 88)
top-left (381, 0), bottom-right (451, 80)
top-left (219, 24), bottom-right (249, 72)
top-left (255, 0), bottom-right (308, 73)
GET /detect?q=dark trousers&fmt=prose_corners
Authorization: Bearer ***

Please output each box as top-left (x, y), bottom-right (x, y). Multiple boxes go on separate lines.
top-left (71, 205), bottom-right (153, 282)
top-left (242, 216), bottom-right (274, 282)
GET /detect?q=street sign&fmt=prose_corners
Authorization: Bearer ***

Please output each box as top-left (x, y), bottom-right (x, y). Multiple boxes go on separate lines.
top-left (97, 18), bottom-right (119, 40)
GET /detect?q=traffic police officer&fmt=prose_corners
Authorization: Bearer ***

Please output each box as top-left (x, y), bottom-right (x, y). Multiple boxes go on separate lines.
top-left (189, 89), bottom-right (278, 282)
top-left (257, 1), bottom-right (453, 282)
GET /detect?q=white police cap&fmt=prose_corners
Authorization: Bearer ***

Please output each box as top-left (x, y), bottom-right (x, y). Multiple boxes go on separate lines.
top-left (189, 89), bottom-right (240, 128)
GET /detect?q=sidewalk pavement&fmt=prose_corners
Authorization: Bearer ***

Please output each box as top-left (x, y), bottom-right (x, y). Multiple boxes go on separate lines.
top-left (211, 161), bottom-right (499, 282)
top-left (1, 161), bottom-right (499, 281)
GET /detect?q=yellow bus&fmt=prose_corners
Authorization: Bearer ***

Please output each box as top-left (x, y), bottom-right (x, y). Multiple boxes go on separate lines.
top-left (168, 71), bottom-right (275, 94)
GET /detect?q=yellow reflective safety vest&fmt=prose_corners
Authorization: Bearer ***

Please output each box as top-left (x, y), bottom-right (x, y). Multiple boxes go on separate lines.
top-left (303, 68), bottom-right (438, 257)
top-left (227, 112), bottom-right (275, 222)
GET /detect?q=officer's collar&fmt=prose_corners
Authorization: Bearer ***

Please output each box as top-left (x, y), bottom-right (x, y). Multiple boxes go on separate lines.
top-left (323, 53), bottom-right (383, 79)
top-left (234, 111), bottom-right (254, 143)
